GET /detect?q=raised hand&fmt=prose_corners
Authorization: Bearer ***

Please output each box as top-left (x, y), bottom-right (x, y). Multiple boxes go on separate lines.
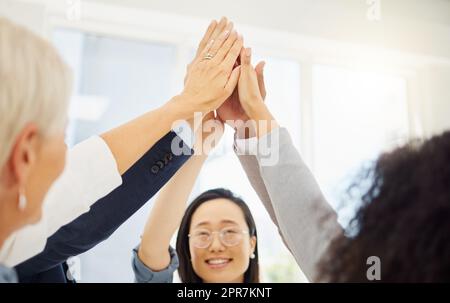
top-left (180, 18), bottom-right (243, 115)
top-left (216, 57), bottom-right (266, 127)
top-left (237, 47), bottom-right (278, 138)
top-left (184, 18), bottom-right (230, 85)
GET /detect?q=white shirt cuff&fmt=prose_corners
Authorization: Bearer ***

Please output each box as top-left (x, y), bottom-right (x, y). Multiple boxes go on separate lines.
top-left (233, 127), bottom-right (282, 160)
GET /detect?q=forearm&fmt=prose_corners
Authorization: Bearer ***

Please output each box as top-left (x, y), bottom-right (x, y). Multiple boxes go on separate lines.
top-left (101, 95), bottom-right (192, 175)
top-left (256, 128), bottom-right (343, 281)
top-left (138, 154), bottom-right (207, 271)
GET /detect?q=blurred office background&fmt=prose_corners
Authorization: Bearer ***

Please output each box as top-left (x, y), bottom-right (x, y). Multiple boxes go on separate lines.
top-left (1, 0), bottom-right (450, 282)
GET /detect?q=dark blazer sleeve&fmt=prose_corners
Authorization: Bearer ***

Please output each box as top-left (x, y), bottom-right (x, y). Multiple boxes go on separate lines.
top-left (15, 131), bottom-right (192, 280)
top-left (18, 263), bottom-right (72, 283)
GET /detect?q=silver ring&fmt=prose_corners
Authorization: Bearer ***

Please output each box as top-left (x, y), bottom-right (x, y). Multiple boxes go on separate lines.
top-left (203, 53), bottom-right (214, 60)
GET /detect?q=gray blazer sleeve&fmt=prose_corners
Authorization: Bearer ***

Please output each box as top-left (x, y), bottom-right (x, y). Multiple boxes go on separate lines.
top-left (132, 245), bottom-right (179, 283)
top-left (236, 127), bottom-right (343, 282)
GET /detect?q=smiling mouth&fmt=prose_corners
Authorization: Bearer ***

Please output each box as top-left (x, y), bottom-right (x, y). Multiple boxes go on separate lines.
top-left (205, 258), bottom-right (233, 269)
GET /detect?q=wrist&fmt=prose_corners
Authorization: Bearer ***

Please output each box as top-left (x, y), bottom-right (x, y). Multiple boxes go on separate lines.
top-left (166, 94), bottom-right (196, 121)
top-left (247, 103), bottom-right (279, 138)
top-left (178, 90), bottom-right (213, 116)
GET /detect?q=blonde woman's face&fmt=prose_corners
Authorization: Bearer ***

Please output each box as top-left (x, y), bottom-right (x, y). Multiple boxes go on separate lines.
top-left (188, 198), bottom-right (256, 283)
top-left (25, 131), bottom-right (67, 224)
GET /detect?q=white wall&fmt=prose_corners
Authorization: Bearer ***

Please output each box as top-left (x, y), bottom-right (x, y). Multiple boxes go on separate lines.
top-left (423, 66), bottom-right (450, 135)
top-left (0, 0), bottom-right (46, 36)
top-left (92, 0), bottom-right (450, 59)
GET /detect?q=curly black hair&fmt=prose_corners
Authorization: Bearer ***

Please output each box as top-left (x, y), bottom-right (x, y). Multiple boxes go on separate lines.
top-left (318, 130), bottom-right (450, 282)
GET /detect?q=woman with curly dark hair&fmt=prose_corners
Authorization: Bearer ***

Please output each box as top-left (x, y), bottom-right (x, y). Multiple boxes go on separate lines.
top-left (317, 131), bottom-right (450, 282)
top-left (237, 125), bottom-right (450, 282)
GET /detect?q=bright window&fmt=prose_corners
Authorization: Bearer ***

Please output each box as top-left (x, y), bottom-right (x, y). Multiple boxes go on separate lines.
top-left (312, 65), bottom-right (409, 226)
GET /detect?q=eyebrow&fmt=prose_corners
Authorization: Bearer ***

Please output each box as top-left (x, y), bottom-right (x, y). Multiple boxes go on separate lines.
top-left (194, 219), bottom-right (239, 228)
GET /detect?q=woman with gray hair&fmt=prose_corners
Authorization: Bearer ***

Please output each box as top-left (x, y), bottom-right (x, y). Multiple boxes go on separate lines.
top-left (0, 17), bottom-right (242, 282)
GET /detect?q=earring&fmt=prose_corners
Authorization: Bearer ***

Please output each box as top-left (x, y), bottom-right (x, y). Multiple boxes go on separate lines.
top-left (18, 189), bottom-right (27, 211)
top-left (250, 253), bottom-right (255, 259)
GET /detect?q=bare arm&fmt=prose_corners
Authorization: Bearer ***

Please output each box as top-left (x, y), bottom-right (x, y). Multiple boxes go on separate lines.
top-left (137, 153), bottom-right (207, 271)
top-left (100, 99), bottom-right (190, 175)
top-left (101, 99), bottom-right (189, 175)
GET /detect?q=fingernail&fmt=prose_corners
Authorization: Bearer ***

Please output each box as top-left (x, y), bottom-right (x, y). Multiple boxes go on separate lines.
top-left (246, 48), bottom-right (252, 56)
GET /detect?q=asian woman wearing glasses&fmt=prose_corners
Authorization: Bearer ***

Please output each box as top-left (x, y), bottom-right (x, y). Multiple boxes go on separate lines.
top-left (132, 111), bottom-right (260, 283)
